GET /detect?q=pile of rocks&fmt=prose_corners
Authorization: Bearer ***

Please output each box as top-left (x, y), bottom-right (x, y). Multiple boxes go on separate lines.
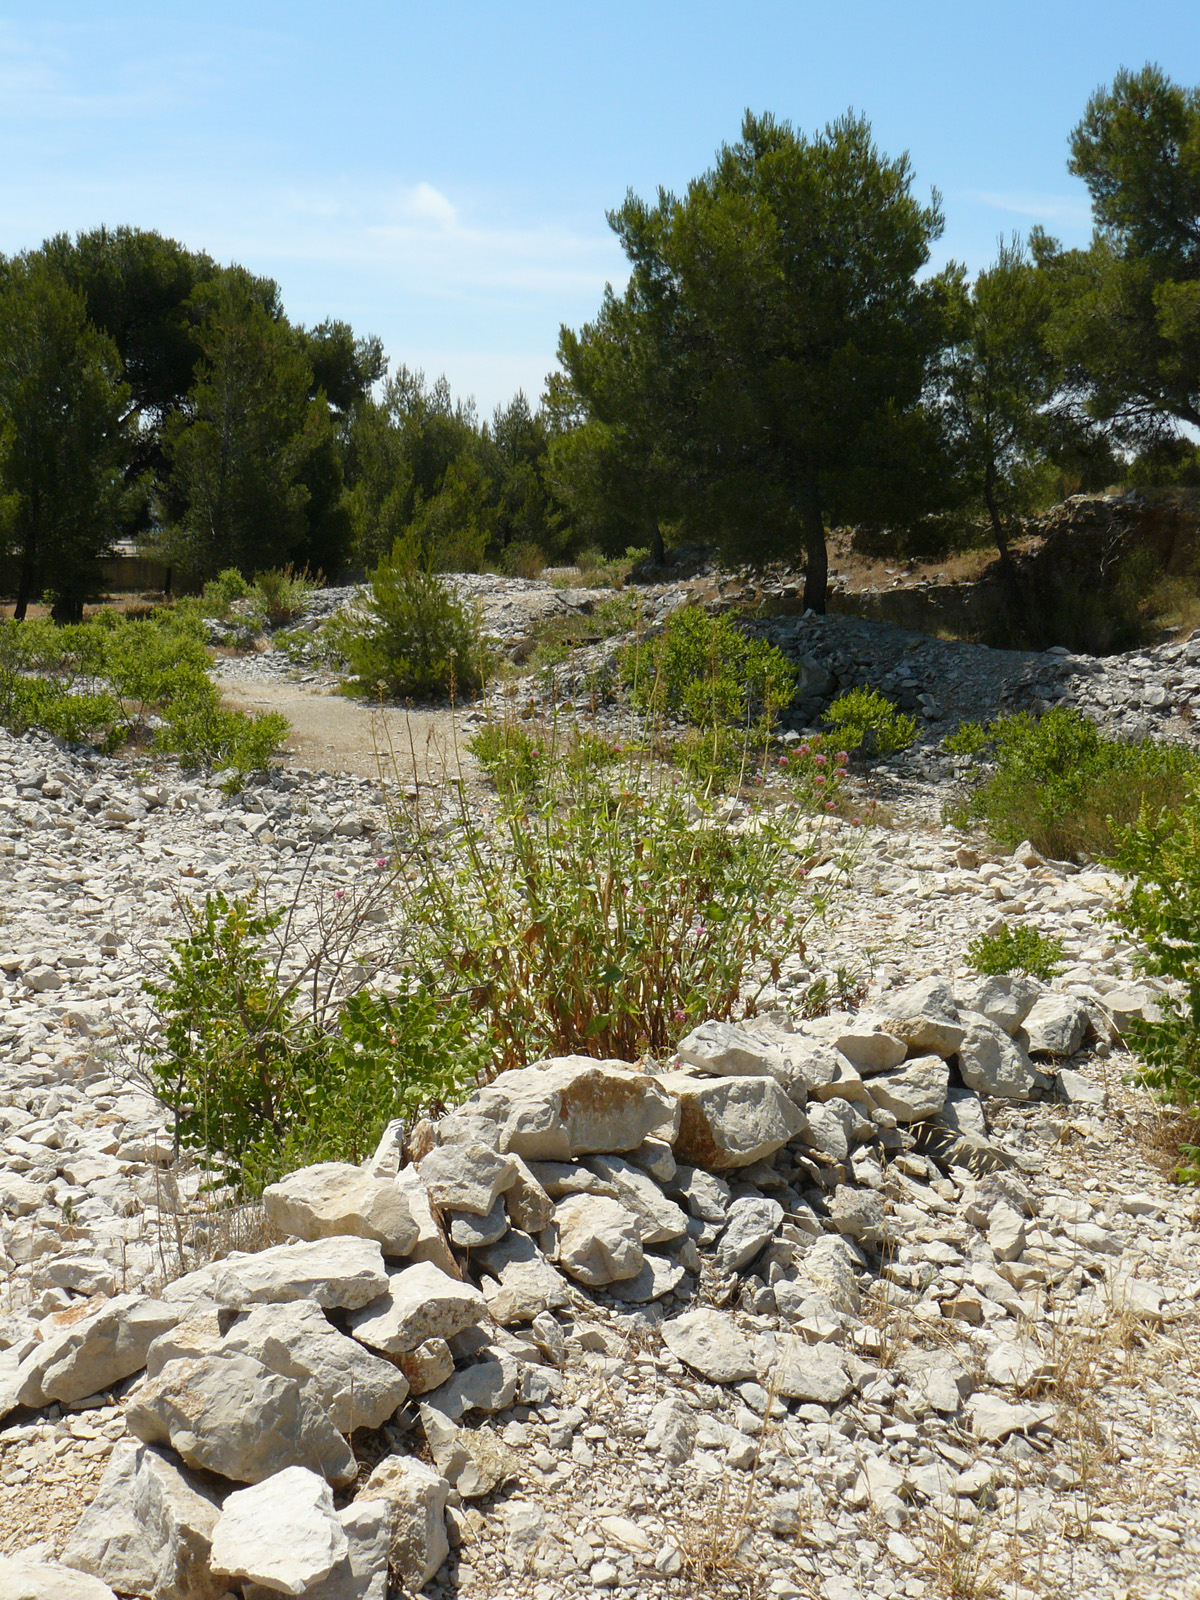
top-left (2, 969), bottom-right (1196, 1599)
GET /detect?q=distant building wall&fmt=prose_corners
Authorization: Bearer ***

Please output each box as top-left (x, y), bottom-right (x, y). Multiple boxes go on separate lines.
top-left (99, 553), bottom-right (171, 592)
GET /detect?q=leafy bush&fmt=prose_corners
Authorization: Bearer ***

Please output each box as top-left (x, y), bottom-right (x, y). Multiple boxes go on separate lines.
top-left (0, 613), bottom-right (289, 772)
top-left (250, 564), bottom-right (320, 627)
top-left (145, 888), bottom-right (486, 1194)
top-left (328, 543), bottom-right (491, 699)
top-left (944, 720), bottom-right (992, 756)
top-left (498, 541), bottom-right (545, 580)
top-left (196, 568), bottom-right (252, 619)
top-left (400, 734), bottom-right (831, 1069)
top-left (945, 707), bottom-right (1199, 860)
top-left (622, 607), bottom-right (795, 738)
top-left (966, 922), bottom-right (1065, 981)
top-left (1107, 793), bottom-right (1200, 1182)
top-left (467, 722), bottom-right (546, 797)
top-left (824, 687), bottom-right (918, 758)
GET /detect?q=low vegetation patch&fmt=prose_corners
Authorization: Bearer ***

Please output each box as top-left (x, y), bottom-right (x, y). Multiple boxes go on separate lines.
top-left (145, 884), bottom-right (487, 1195)
top-left (823, 685), bottom-right (918, 758)
top-left (945, 707), bottom-right (1199, 860)
top-left (967, 922), bottom-right (1065, 981)
top-left (402, 723), bottom-right (835, 1070)
top-left (622, 606), bottom-right (795, 736)
top-left (0, 611), bottom-right (288, 772)
top-left (1108, 790), bottom-right (1200, 1182)
top-left (327, 543), bottom-right (492, 699)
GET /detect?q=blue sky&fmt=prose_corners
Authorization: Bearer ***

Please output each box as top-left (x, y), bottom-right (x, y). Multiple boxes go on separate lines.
top-left (1, 2), bottom-right (1197, 415)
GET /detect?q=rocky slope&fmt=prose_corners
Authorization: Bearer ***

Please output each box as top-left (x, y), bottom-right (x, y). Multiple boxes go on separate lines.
top-left (1, 580), bottom-right (1199, 1600)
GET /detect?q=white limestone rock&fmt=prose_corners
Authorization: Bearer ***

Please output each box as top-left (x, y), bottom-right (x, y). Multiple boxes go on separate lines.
top-left (1020, 994), bottom-right (1090, 1057)
top-left (348, 1260), bottom-right (487, 1355)
top-left (661, 1308), bottom-right (756, 1384)
top-left (210, 1467), bottom-right (347, 1594)
top-left (223, 1298), bottom-right (409, 1433)
top-left (661, 1071), bottom-right (806, 1170)
top-left (755, 1332), bottom-right (852, 1403)
top-left (203, 1237), bottom-right (389, 1312)
top-left (465, 1056), bottom-right (680, 1160)
top-left (262, 1163), bottom-right (418, 1254)
top-left (0, 1556), bottom-right (118, 1600)
top-left (871, 976), bottom-right (966, 1058)
top-left (554, 1194), bottom-right (644, 1286)
top-left (244, 1499), bottom-right (390, 1600)
top-left (955, 973), bottom-right (1043, 1035)
top-left (714, 1196), bottom-right (784, 1273)
top-left (364, 1456), bottom-right (450, 1589)
top-left (16, 1294), bottom-right (180, 1410)
top-left (474, 1229), bottom-right (571, 1323)
top-left (866, 1055), bottom-right (949, 1122)
top-left (125, 1351), bottom-right (357, 1486)
top-left (581, 1153), bottom-right (689, 1243)
top-left (417, 1143), bottom-right (517, 1216)
top-left (957, 1011), bottom-right (1040, 1100)
top-left (61, 1440), bottom-right (224, 1600)
top-left (674, 1021), bottom-right (789, 1082)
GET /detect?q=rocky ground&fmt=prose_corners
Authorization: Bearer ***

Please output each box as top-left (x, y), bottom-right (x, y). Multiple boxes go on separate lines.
top-left (1, 569), bottom-right (1199, 1600)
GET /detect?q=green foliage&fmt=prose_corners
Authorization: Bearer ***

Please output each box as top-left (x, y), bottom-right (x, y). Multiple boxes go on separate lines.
top-left (622, 606), bottom-right (795, 738)
top-left (944, 720), bottom-right (992, 756)
top-left (329, 543), bottom-right (491, 700)
top-left (966, 922), bottom-right (1065, 981)
top-left (563, 109), bottom-right (952, 611)
top-left (0, 251), bottom-right (140, 619)
top-left (162, 267), bottom-right (319, 581)
top-left (467, 722), bottom-right (546, 798)
top-left (1036, 65), bottom-right (1200, 450)
top-left (401, 734), bottom-right (828, 1070)
top-left (196, 568), bottom-right (253, 618)
top-left (1108, 790), bottom-right (1200, 1182)
top-left (933, 238), bottom-right (1059, 591)
top-left (0, 612), bottom-right (288, 772)
top-left (249, 564), bottom-right (319, 627)
top-left (946, 707), bottom-right (1200, 860)
top-left (144, 889), bottom-right (485, 1194)
top-left (824, 687), bottom-right (918, 758)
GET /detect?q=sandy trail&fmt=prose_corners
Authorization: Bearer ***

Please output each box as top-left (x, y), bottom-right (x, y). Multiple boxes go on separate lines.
top-left (216, 677), bottom-right (482, 786)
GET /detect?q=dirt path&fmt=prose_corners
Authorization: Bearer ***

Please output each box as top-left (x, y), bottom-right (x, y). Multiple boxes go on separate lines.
top-left (216, 677), bottom-right (481, 786)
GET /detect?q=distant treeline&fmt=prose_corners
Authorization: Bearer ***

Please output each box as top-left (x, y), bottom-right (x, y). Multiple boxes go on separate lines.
top-left (2, 63), bottom-right (1199, 618)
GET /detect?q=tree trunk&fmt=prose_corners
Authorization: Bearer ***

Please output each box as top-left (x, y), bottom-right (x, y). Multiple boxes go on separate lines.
top-left (651, 521), bottom-right (665, 566)
top-left (800, 474), bottom-right (827, 615)
top-left (983, 462), bottom-right (1023, 611)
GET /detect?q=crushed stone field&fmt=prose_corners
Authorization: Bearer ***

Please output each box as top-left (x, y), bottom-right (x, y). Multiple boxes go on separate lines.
top-left (1, 570), bottom-right (1199, 1600)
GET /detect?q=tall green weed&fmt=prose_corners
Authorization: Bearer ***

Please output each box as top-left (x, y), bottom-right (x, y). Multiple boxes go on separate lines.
top-left (945, 707), bottom-right (1199, 860)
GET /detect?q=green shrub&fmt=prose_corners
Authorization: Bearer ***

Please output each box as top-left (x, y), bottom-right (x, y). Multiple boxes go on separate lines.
top-left (197, 568), bottom-right (253, 619)
top-left (944, 719), bottom-right (992, 756)
top-left (144, 888), bottom-right (487, 1195)
top-left (498, 541), bottom-right (545, 580)
top-left (1107, 793), bottom-right (1200, 1182)
top-left (0, 612), bottom-right (289, 772)
top-left (945, 707), bottom-right (1200, 861)
top-left (250, 564), bottom-right (320, 627)
top-left (398, 738), bottom-right (830, 1070)
top-left (467, 722), bottom-right (546, 797)
top-left (824, 686), bottom-right (918, 758)
top-left (622, 607), bottom-right (795, 739)
top-left (328, 543), bottom-right (492, 700)
top-left (966, 922), bottom-right (1065, 981)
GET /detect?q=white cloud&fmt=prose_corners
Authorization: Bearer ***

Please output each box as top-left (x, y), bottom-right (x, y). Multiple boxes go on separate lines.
top-left (967, 190), bottom-right (1092, 229)
top-left (405, 182), bottom-right (456, 227)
